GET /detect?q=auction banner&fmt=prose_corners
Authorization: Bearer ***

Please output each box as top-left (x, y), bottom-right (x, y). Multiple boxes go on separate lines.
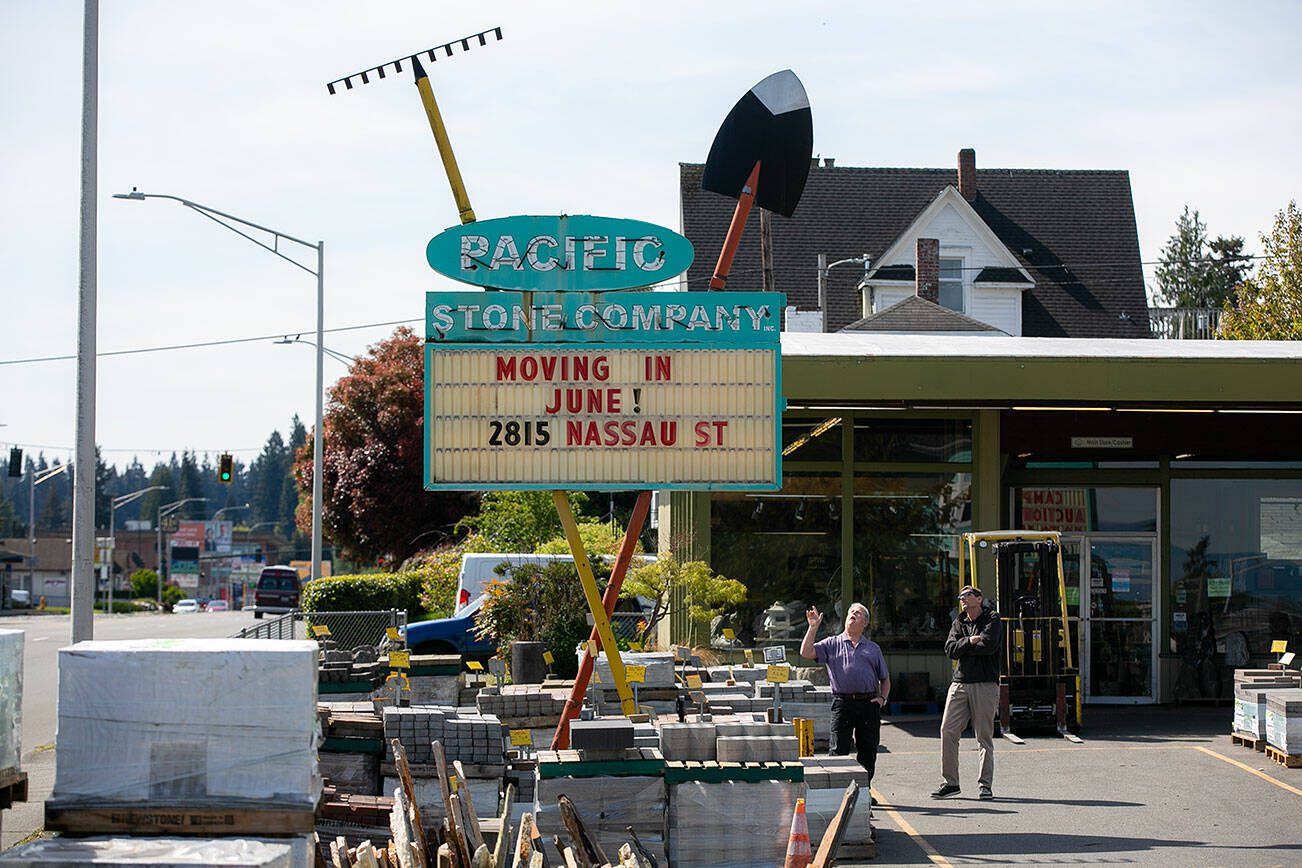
top-left (424, 290), bottom-right (783, 490)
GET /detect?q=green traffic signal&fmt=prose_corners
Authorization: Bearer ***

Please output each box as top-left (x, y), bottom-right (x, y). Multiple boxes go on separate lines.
top-left (218, 453), bottom-right (233, 483)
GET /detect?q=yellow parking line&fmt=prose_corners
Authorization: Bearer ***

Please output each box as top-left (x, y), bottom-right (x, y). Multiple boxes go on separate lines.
top-left (1194, 746), bottom-right (1302, 797)
top-left (871, 787), bottom-right (953, 867)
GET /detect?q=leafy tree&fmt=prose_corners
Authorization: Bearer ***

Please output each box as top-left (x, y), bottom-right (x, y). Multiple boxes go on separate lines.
top-left (621, 554), bottom-right (748, 647)
top-left (535, 520), bottom-right (629, 557)
top-left (1154, 206), bottom-right (1251, 308)
top-left (294, 327), bottom-right (477, 564)
top-left (1221, 201), bottom-right (1302, 340)
top-left (130, 568), bottom-right (160, 599)
top-left (456, 490), bottom-right (591, 553)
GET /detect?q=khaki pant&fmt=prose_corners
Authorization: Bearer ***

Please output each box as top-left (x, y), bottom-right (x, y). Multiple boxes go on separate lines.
top-left (940, 681), bottom-right (998, 790)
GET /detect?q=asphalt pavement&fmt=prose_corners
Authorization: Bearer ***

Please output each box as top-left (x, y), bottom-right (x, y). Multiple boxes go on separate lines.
top-left (0, 609), bottom-right (256, 849)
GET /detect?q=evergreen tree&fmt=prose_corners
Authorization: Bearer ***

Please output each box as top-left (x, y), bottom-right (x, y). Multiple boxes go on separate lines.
top-left (178, 452), bottom-right (205, 519)
top-left (38, 459), bottom-right (70, 530)
top-left (94, 447), bottom-right (116, 531)
top-left (138, 464), bottom-right (175, 528)
top-left (1154, 206), bottom-right (1252, 308)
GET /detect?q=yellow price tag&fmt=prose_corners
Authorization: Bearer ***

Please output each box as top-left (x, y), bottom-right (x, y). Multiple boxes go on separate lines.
top-left (744, 649), bottom-right (754, 666)
top-left (586, 640), bottom-right (599, 658)
top-left (685, 674), bottom-right (703, 689)
top-left (767, 665), bottom-right (790, 684)
top-left (389, 650), bottom-right (410, 670)
top-left (629, 641), bottom-right (644, 652)
top-left (510, 729), bottom-right (534, 747)
top-left (310, 624), bottom-right (331, 638)
top-left (1272, 639), bottom-right (1289, 653)
top-left (542, 651), bottom-right (555, 666)
top-left (626, 665), bottom-right (646, 684)
top-left (466, 660), bottom-right (484, 671)
top-left (386, 627), bottom-right (401, 641)
top-left (722, 628), bottom-right (735, 640)
top-left (593, 668), bottom-right (601, 683)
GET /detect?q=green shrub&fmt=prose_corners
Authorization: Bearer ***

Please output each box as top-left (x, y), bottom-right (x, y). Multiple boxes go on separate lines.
top-left (130, 568), bottom-right (160, 599)
top-left (162, 585), bottom-right (186, 610)
top-left (300, 571), bottom-right (427, 619)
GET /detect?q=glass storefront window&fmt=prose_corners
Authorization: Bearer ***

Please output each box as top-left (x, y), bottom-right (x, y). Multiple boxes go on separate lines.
top-left (1170, 478), bottom-right (1302, 662)
top-left (782, 417), bottom-right (843, 461)
top-left (710, 472), bottom-right (842, 649)
top-left (854, 419), bottom-right (972, 464)
top-left (852, 473), bottom-right (972, 650)
top-left (1013, 487), bottom-right (1157, 533)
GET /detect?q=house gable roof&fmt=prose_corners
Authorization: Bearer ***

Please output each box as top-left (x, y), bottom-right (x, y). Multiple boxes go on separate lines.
top-left (864, 186), bottom-right (1035, 286)
top-left (679, 161), bottom-right (1150, 338)
top-left (841, 295), bottom-right (1008, 335)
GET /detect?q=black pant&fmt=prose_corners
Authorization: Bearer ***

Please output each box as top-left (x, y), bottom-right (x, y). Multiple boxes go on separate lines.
top-left (830, 695), bottom-right (881, 780)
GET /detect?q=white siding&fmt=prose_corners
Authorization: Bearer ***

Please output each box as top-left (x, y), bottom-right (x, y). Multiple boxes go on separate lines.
top-left (970, 287), bottom-right (1022, 336)
top-left (872, 286), bottom-right (914, 315)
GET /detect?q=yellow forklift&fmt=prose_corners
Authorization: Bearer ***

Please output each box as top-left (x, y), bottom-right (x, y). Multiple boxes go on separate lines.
top-left (958, 530), bottom-right (1083, 743)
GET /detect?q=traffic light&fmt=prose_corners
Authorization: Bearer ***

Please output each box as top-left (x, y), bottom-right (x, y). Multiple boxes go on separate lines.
top-left (218, 453), bottom-right (233, 484)
top-left (7, 448), bottom-right (21, 478)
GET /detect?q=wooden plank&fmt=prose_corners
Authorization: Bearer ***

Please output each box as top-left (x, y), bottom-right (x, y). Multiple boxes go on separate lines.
top-left (43, 802), bottom-right (315, 836)
top-left (391, 786), bottom-right (417, 868)
top-left (492, 783), bottom-right (517, 868)
top-left (557, 794), bottom-right (607, 868)
top-left (446, 793), bottom-right (474, 868)
top-left (810, 780), bottom-right (860, 868)
top-left (329, 836), bottom-right (346, 868)
top-left (1264, 745), bottom-right (1302, 768)
top-left (357, 841), bottom-right (381, 868)
top-left (453, 760), bottom-right (486, 854)
top-left (512, 812), bottom-right (536, 868)
top-left (391, 739), bottom-right (432, 868)
top-left (625, 827), bottom-right (658, 868)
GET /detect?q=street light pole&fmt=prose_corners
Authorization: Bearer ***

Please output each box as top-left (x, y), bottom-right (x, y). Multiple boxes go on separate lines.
top-left (108, 485), bottom-right (167, 614)
top-left (28, 464), bottom-right (69, 605)
top-left (155, 497), bottom-right (206, 608)
top-left (115, 190), bottom-right (326, 585)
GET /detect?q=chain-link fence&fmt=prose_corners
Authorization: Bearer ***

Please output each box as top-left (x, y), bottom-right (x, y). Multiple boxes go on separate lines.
top-left (233, 609), bottom-right (406, 652)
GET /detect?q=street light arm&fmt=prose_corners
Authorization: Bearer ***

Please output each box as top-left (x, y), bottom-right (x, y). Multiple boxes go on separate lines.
top-left (34, 464), bottom-right (70, 486)
top-left (111, 484), bottom-right (167, 510)
top-left (113, 190), bottom-right (320, 275)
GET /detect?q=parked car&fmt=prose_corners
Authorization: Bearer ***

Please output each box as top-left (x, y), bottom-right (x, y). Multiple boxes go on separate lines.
top-left (403, 553), bottom-right (654, 658)
top-left (252, 566), bottom-right (304, 619)
top-left (8, 589), bottom-right (31, 609)
top-left (205, 599), bottom-right (230, 612)
top-left (173, 598), bottom-right (201, 614)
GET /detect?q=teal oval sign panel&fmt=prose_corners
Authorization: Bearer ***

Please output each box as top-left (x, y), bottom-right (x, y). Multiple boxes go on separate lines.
top-left (426, 214), bottom-right (694, 292)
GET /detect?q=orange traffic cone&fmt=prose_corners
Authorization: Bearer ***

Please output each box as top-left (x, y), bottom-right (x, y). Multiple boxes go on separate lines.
top-left (784, 797), bottom-right (813, 868)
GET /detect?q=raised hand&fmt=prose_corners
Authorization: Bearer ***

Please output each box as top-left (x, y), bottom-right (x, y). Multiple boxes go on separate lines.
top-left (806, 606), bottom-right (823, 628)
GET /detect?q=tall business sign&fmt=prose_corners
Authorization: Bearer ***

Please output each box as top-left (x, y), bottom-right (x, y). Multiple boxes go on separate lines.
top-left (424, 214), bottom-right (783, 490)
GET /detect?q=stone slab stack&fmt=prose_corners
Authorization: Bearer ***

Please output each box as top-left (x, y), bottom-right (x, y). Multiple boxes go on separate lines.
top-left (666, 779), bottom-right (804, 868)
top-left (534, 774), bottom-right (666, 865)
top-left (1264, 688), bottom-right (1302, 755)
top-left (0, 836), bottom-right (309, 867)
top-left (475, 685), bottom-right (567, 722)
top-left (1232, 669), bottom-right (1300, 740)
top-left (0, 629), bottom-right (22, 778)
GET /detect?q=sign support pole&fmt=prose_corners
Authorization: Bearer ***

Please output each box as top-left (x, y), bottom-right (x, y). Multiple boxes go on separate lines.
top-left (551, 491), bottom-right (651, 748)
top-left (412, 55), bottom-right (476, 224)
top-left (551, 490), bottom-right (638, 718)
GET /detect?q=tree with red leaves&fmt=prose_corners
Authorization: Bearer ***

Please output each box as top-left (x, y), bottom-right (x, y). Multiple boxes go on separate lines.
top-left (295, 327), bottom-right (478, 565)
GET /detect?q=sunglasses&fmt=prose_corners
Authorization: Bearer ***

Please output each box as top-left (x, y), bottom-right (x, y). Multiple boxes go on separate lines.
top-left (959, 592), bottom-right (982, 600)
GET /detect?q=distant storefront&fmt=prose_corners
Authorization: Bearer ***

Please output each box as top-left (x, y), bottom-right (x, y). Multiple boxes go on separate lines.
top-left (660, 333), bottom-right (1302, 704)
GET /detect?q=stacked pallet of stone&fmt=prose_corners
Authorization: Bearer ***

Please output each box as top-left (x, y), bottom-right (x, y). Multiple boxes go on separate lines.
top-left (715, 719), bottom-right (801, 764)
top-left (0, 628), bottom-right (26, 839)
top-left (755, 679), bottom-right (818, 701)
top-left (318, 701), bottom-right (384, 796)
top-left (659, 721), bottom-right (718, 761)
top-left (318, 648), bottom-right (382, 684)
top-left (475, 684), bottom-right (567, 723)
top-left (1264, 689), bottom-right (1302, 759)
top-left (382, 705), bottom-right (451, 764)
top-left (443, 713), bottom-right (505, 765)
top-left (0, 837), bottom-right (308, 866)
top-left (42, 639), bottom-right (319, 866)
top-left (1232, 669), bottom-right (1299, 743)
top-left (666, 778), bottom-right (805, 868)
top-left (533, 744), bottom-right (666, 865)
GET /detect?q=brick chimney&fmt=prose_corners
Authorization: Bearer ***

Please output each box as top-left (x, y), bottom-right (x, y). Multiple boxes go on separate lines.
top-left (916, 238), bottom-right (940, 303)
top-left (958, 148), bottom-right (977, 201)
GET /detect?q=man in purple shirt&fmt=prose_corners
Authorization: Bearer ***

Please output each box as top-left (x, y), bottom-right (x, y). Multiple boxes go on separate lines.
top-left (800, 602), bottom-right (891, 791)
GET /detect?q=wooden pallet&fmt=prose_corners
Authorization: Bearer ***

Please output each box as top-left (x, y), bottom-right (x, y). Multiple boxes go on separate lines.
top-left (537, 747), bottom-right (665, 779)
top-left (1263, 745), bottom-right (1302, 768)
top-left (44, 799), bottom-right (316, 836)
top-left (664, 759), bottom-right (805, 783)
top-left (1231, 730), bottom-right (1266, 751)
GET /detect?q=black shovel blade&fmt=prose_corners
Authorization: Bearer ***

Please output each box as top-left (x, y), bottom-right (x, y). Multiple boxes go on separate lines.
top-left (701, 69), bottom-right (814, 218)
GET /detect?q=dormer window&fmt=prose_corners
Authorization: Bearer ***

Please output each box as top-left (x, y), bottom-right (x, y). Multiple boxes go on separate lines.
top-left (939, 257), bottom-right (964, 312)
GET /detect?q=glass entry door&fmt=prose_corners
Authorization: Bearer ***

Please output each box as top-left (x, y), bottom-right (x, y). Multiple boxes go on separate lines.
top-left (1073, 537), bottom-right (1159, 703)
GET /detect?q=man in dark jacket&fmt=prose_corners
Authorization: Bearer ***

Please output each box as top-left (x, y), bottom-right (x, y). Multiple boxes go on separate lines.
top-left (931, 585), bottom-right (1001, 800)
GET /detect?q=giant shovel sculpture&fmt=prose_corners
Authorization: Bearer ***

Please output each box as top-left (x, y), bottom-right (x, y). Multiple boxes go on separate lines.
top-left (703, 69), bottom-right (814, 290)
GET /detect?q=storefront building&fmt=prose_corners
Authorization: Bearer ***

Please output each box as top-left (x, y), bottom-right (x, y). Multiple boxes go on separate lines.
top-left (659, 334), bottom-right (1302, 704)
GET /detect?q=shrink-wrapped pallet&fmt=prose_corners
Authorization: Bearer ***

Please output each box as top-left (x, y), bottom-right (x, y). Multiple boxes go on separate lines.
top-left (52, 639), bottom-right (319, 807)
top-left (0, 835), bottom-right (312, 867)
top-left (667, 779), bottom-right (806, 868)
top-left (1264, 688), bottom-right (1302, 754)
top-left (0, 628), bottom-right (22, 773)
top-left (534, 775), bottom-right (666, 864)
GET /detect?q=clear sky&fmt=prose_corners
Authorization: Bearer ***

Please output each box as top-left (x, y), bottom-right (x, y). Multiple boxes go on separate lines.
top-left (2, 0), bottom-right (1299, 472)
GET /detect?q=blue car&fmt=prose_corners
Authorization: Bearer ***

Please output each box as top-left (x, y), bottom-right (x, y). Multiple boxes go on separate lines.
top-left (403, 597), bottom-right (496, 659)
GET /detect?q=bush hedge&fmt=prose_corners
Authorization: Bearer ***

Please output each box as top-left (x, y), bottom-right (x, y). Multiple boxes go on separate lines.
top-left (300, 571), bottom-right (427, 619)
